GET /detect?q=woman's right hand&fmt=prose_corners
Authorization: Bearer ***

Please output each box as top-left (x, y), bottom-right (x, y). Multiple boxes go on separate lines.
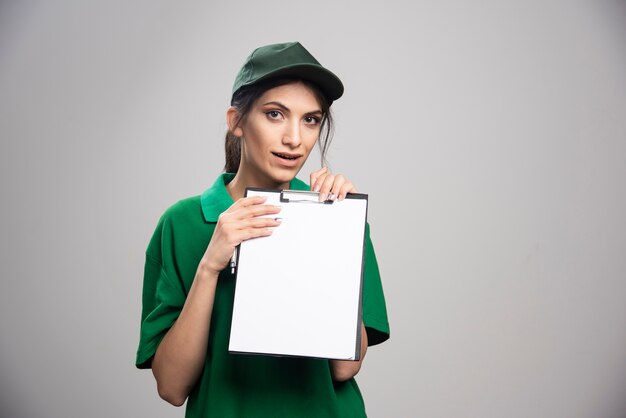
top-left (199, 196), bottom-right (282, 276)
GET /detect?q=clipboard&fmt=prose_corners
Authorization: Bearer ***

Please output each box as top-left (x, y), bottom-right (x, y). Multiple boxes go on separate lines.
top-left (228, 188), bottom-right (368, 360)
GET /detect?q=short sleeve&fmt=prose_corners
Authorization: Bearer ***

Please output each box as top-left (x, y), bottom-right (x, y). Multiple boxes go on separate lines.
top-left (362, 223), bottom-right (390, 346)
top-left (135, 217), bottom-right (188, 369)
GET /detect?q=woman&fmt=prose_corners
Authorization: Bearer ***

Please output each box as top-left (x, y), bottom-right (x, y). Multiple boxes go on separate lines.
top-left (136, 42), bottom-right (390, 417)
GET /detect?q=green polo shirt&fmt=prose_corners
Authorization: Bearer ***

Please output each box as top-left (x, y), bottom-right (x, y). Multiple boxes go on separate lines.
top-left (136, 173), bottom-right (390, 418)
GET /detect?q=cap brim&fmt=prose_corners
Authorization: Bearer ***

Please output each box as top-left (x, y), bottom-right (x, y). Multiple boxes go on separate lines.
top-left (240, 63), bottom-right (344, 103)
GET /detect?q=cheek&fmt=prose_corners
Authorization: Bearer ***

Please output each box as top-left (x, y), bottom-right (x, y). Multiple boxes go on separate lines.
top-left (304, 130), bottom-right (320, 149)
top-left (243, 124), bottom-right (269, 152)
top-left (249, 120), bottom-right (277, 146)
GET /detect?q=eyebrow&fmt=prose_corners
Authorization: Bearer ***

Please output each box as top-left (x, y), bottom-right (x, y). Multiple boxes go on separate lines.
top-left (261, 101), bottom-right (322, 115)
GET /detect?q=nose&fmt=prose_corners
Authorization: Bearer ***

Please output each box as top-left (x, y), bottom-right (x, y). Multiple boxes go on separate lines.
top-left (282, 120), bottom-right (302, 148)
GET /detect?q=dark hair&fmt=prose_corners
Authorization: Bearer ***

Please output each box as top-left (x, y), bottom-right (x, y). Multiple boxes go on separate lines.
top-left (224, 78), bottom-right (335, 173)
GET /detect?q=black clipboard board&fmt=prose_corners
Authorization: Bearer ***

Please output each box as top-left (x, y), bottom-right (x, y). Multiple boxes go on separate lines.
top-left (228, 188), bottom-right (368, 360)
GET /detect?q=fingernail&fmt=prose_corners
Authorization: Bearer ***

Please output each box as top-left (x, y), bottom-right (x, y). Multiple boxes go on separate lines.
top-left (313, 184), bottom-right (320, 192)
top-left (274, 217), bottom-right (282, 223)
top-left (328, 193), bottom-right (336, 201)
top-left (319, 193), bottom-right (327, 202)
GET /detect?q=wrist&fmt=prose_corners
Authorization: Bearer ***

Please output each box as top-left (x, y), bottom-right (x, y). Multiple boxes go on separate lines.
top-left (196, 258), bottom-right (221, 282)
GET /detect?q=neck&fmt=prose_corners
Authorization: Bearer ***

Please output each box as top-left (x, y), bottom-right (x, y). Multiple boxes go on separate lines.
top-left (226, 166), bottom-right (291, 201)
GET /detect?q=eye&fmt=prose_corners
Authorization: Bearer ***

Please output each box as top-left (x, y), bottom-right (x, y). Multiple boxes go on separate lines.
top-left (304, 116), bottom-right (320, 125)
top-left (266, 110), bottom-right (283, 120)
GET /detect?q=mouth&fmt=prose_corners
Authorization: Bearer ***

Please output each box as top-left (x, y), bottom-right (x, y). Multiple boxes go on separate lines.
top-left (272, 152), bottom-right (301, 161)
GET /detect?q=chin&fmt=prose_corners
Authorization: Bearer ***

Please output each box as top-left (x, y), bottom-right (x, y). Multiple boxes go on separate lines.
top-left (271, 173), bottom-right (297, 186)
top-left (269, 167), bottom-right (301, 186)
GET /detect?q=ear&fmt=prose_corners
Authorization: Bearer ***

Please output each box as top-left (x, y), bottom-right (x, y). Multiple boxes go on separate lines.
top-left (226, 106), bottom-right (244, 137)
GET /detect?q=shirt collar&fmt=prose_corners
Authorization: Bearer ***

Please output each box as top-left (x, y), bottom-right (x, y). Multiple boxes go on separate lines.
top-left (200, 173), bottom-right (310, 222)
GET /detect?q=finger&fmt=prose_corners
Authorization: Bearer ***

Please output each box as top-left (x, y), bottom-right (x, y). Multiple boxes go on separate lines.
top-left (216, 217), bottom-right (279, 249)
top-left (222, 226), bottom-right (274, 248)
top-left (224, 204), bottom-right (280, 222)
top-left (236, 204), bottom-right (282, 219)
top-left (228, 196), bottom-right (268, 211)
top-left (237, 226), bottom-right (274, 242)
top-left (218, 206), bottom-right (280, 231)
top-left (310, 166), bottom-right (328, 187)
top-left (237, 216), bottom-right (282, 230)
top-left (337, 181), bottom-right (356, 201)
top-left (328, 174), bottom-right (346, 201)
top-left (310, 167), bottom-right (328, 192)
top-left (318, 173), bottom-right (336, 202)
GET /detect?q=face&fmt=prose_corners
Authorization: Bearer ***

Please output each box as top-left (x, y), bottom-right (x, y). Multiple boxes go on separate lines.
top-left (231, 82), bottom-right (323, 189)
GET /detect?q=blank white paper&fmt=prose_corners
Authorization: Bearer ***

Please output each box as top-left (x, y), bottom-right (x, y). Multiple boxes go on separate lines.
top-left (228, 189), bottom-right (367, 360)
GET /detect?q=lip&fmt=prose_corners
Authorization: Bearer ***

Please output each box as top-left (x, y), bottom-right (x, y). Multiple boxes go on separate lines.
top-left (271, 151), bottom-right (302, 167)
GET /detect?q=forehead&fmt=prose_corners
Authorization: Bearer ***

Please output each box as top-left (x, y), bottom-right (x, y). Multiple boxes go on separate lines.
top-left (256, 81), bottom-right (322, 110)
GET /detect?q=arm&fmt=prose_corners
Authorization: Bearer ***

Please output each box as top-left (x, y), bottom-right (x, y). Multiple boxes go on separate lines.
top-left (151, 264), bottom-right (218, 406)
top-left (329, 322), bottom-right (368, 382)
top-left (151, 197), bottom-right (281, 406)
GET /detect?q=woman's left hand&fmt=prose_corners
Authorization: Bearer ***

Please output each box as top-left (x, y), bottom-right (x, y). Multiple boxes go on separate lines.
top-left (310, 167), bottom-right (357, 202)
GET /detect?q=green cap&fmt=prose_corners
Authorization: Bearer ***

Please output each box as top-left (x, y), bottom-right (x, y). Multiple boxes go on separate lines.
top-left (231, 42), bottom-right (344, 103)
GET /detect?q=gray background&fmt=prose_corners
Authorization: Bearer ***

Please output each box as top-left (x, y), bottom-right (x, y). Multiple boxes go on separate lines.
top-left (1, 1), bottom-right (625, 417)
